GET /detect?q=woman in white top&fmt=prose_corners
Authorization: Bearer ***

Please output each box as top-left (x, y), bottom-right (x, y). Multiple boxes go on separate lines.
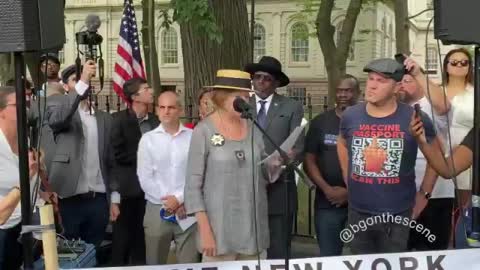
top-left (0, 87), bottom-right (55, 269)
top-left (422, 48), bottom-right (474, 208)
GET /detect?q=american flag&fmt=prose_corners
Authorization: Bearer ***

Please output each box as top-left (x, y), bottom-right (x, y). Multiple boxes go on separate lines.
top-left (113, 0), bottom-right (146, 103)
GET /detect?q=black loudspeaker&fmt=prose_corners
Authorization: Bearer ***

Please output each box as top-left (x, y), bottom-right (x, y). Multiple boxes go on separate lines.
top-left (434, 0), bottom-right (480, 45)
top-left (0, 0), bottom-right (65, 52)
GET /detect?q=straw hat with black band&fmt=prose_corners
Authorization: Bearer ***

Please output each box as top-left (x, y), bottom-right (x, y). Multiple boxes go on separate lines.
top-left (206, 69), bottom-right (253, 92)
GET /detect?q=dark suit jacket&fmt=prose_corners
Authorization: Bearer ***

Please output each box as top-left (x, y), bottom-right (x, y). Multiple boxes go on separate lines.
top-left (250, 93), bottom-right (305, 215)
top-left (45, 92), bottom-right (113, 199)
top-left (109, 109), bottom-right (160, 198)
top-left (28, 96), bottom-right (61, 173)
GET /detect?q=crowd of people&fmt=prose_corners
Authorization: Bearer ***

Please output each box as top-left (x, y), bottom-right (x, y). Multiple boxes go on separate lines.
top-left (0, 48), bottom-right (476, 269)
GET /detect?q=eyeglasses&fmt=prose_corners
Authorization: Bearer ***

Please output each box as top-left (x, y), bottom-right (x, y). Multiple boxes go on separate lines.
top-left (41, 62), bottom-right (59, 68)
top-left (336, 87), bottom-right (355, 94)
top-left (253, 74), bottom-right (274, 82)
top-left (449, 59), bottom-right (469, 67)
top-left (6, 103), bottom-right (16, 107)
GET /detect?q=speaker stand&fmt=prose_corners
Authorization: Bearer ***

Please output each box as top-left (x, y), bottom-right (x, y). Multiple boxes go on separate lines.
top-left (468, 46), bottom-right (480, 247)
top-left (15, 52), bottom-right (34, 269)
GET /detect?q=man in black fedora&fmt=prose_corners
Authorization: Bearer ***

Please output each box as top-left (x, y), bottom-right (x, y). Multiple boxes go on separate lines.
top-left (245, 56), bottom-right (304, 259)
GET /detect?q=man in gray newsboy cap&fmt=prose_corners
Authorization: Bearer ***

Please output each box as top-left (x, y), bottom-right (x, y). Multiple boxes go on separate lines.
top-left (335, 58), bottom-right (440, 255)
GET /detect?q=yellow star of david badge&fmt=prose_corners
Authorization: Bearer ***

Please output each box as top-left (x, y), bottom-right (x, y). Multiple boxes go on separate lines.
top-left (210, 133), bottom-right (225, 146)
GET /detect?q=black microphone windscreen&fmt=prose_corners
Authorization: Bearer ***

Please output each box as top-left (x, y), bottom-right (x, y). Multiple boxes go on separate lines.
top-left (233, 96), bottom-right (252, 113)
top-left (85, 14), bottom-right (101, 32)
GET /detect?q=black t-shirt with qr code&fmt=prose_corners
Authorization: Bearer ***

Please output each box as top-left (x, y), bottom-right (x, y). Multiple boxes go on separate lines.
top-left (340, 103), bottom-right (436, 215)
top-left (305, 109), bottom-right (346, 209)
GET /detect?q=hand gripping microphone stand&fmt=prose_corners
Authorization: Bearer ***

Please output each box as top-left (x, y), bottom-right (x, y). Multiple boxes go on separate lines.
top-left (234, 97), bottom-right (307, 270)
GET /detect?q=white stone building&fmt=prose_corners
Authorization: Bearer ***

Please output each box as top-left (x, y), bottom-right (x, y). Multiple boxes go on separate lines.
top-left (63, 0), bottom-right (456, 110)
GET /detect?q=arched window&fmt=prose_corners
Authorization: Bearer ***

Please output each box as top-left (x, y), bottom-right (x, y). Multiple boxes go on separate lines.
top-left (380, 17), bottom-right (387, 58)
top-left (335, 20), bottom-right (343, 46)
top-left (388, 24), bottom-right (393, 57)
top-left (253, 23), bottom-right (266, 62)
top-left (291, 23), bottom-right (309, 62)
top-left (161, 28), bottom-right (178, 64)
top-left (335, 20), bottom-right (355, 61)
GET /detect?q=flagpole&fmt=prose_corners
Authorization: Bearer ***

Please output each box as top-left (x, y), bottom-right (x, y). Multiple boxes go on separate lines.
top-left (251, 0), bottom-right (255, 62)
top-left (148, 0), bottom-right (157, 93)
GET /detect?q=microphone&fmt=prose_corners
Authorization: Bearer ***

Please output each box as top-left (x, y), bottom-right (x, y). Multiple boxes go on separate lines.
top-left (85, 14), bottom-right (101, 33)
top-left (233, 96), bottom-right (254, 119)
top-left (233, 96), bottom-right (253, 113)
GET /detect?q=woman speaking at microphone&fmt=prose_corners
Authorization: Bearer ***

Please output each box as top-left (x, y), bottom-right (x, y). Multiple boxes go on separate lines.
top-left (184, 70), bottom-right (276, 262)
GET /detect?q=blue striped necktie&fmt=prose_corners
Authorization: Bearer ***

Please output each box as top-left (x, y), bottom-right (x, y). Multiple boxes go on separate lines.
top-left (257, 100), bottom-right (267, 129)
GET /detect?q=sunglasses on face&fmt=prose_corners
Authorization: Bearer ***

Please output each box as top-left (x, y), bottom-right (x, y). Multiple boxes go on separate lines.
top-left (448, 59), bottom-right (469, 67)
top-left (253, 74), bottom-right (274, 82)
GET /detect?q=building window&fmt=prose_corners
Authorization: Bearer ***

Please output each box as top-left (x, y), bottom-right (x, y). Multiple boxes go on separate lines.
top-left (426, 47), bottom-right (438, 73)
top-left (161, 28), bottom-right (178, 64)
top-left (109, 38), bottom-right (118, 75)
top-left (253, 23), bottom-right (266, 62)
top-left (57, 49), bottom-right (65, 64)
top-left (335, 20), bottom-right (355, 61)
top-left (287, 87), bottom-right (306, 105)
top-left (388, 24), bottom-right (393, 57)
top-left (291, 23), bottom-right (309, 63)
top-left (380, 17), bottom-right (387, 58)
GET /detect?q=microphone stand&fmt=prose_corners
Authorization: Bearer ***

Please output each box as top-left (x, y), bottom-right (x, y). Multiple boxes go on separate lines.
top-left (468, 46), bottom-right (480, 247)
top-left (240, 109), bottom-right (306, 270)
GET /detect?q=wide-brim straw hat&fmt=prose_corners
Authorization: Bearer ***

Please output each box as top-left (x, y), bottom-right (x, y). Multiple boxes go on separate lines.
top-left (205, 69), bottom-right (253, 92)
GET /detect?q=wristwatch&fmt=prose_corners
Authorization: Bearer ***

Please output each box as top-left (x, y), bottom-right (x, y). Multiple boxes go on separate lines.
top-left (419, 188), bottom-right (431, 200)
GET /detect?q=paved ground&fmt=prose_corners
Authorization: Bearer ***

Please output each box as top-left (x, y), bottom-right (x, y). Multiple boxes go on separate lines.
top-left (291, 236), bottom-right (320, 258)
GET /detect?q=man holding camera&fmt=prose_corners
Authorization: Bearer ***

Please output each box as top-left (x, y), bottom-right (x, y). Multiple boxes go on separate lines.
top-left (46, 60), bottom-right (112, 247)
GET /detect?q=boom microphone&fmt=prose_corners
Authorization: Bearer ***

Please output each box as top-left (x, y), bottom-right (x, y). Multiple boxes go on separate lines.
top-left (233, 96), bottom-right (253, 114)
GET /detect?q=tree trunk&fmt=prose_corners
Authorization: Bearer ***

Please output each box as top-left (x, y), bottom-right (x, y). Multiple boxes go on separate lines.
top-left (394, 0), bottom-right (410, 54)
top-left (179, 0), bottom-right (251, 110)
top-left (316, 0), bottom-right (362, 108)
top-left (141, 0), bottom-right (161, 96)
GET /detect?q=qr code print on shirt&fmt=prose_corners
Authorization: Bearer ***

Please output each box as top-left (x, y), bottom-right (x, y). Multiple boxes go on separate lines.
top-left (351, 136), bottom-right (403, 177)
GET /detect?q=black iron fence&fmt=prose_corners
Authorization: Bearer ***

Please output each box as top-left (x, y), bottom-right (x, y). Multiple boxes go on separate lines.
top-left (95, 92), bottom-right (330, 239)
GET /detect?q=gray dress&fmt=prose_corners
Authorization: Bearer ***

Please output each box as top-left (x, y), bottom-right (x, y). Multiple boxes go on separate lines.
top-left (184, 118), bottom-right (269, 255)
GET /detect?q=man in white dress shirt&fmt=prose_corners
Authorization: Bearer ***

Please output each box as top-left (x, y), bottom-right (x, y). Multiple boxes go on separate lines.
top-left (137, 91), bottom-right (198, 265)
